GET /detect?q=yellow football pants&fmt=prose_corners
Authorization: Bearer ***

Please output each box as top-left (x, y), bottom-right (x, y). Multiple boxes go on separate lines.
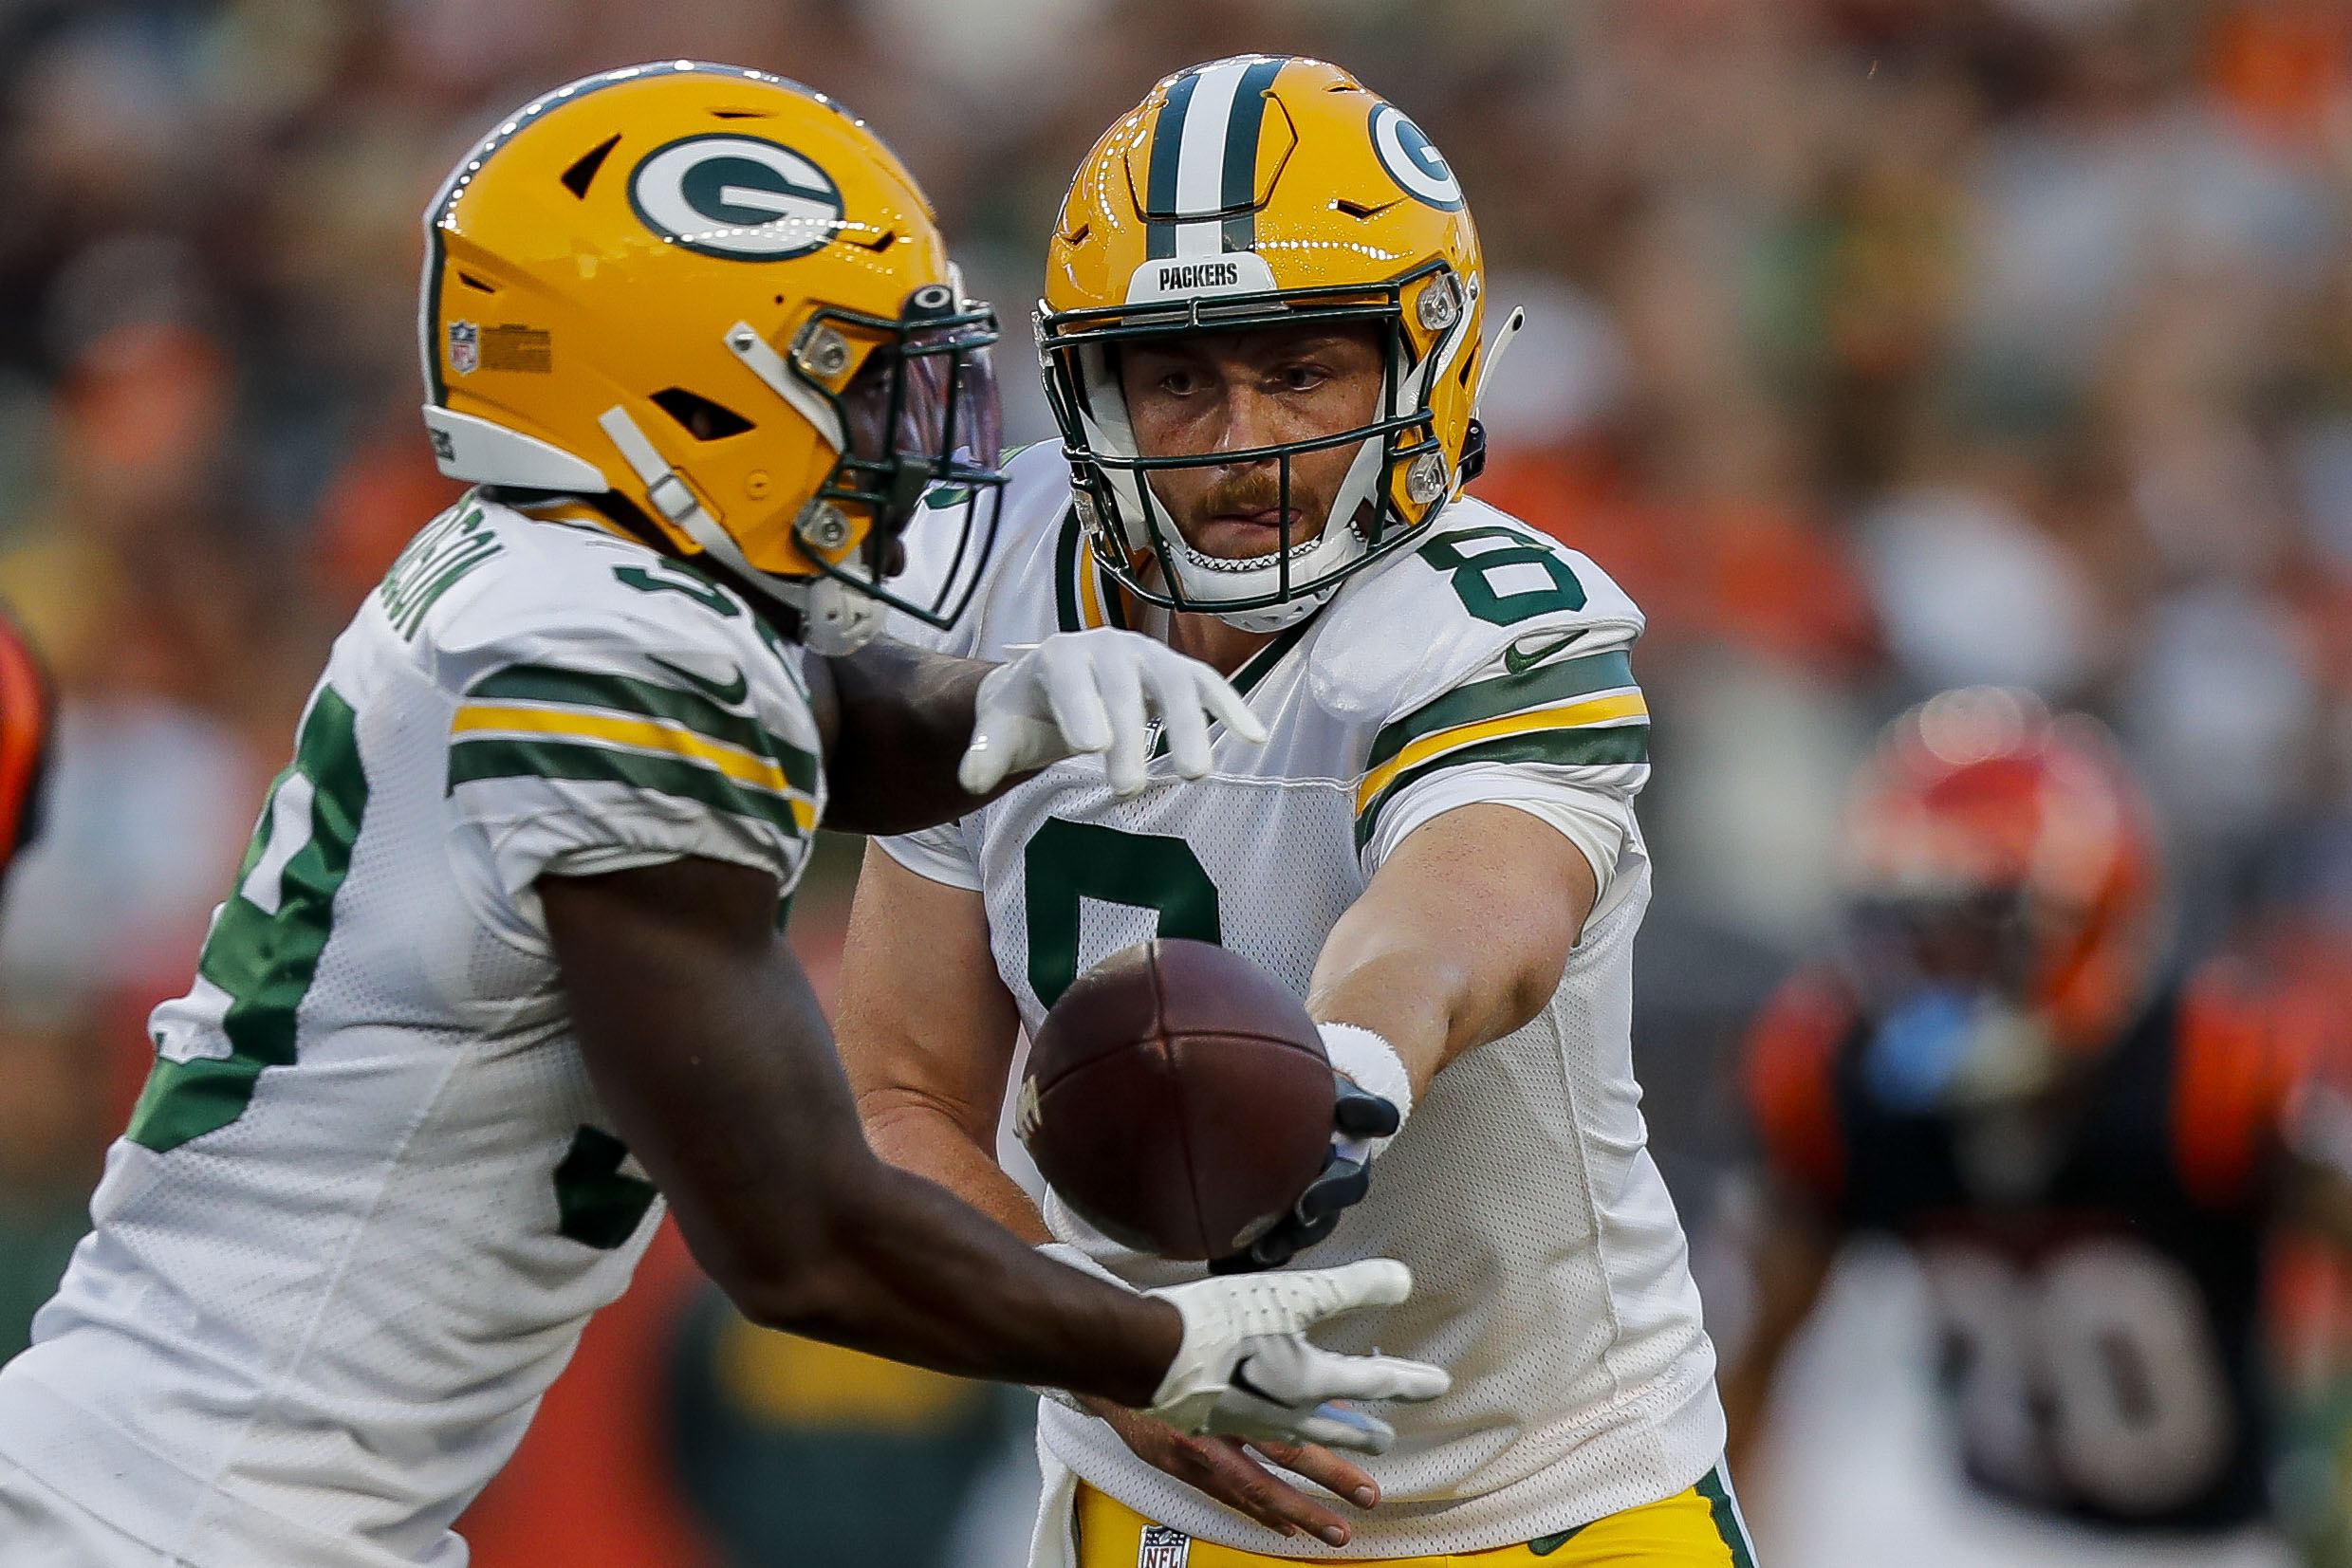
top-left (1075, 1463), bottom-right (1759, 1565)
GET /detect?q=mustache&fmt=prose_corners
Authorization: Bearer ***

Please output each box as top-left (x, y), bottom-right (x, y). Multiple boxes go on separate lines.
top-left (1197, 467), bottom-right (1290, 519)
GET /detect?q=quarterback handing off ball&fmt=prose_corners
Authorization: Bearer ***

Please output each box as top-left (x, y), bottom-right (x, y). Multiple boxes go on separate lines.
top-left (1018, 940), bottom-right (1335, 1260)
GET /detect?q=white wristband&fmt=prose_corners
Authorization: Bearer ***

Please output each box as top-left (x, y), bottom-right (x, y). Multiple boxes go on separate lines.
top-left (1318, 1023), bottom-right (1413, 1159)
top-left (1032, 1241), bottom-right (1135, 1413)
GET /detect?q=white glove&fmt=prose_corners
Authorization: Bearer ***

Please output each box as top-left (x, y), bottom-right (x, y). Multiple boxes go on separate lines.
top-left (1139, 1259), bottom-right (1450, 1452)
top-left (958, 629), bottom-right (1269, 799)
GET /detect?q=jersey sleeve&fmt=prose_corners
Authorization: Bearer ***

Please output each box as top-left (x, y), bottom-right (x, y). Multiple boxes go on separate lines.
top-left (430, 561), bottom-right (822, 922)
top-left (1340, 507), bottom-right (1651, 898)
top-left (873, 817), bottom-right (983, 891)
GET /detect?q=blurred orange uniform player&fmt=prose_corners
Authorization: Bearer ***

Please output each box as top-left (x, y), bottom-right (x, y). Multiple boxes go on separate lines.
top-left (1722, 687), bottom-right (2350, 1552)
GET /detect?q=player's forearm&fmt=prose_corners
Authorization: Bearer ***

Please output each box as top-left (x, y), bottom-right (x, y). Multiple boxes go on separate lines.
top-left (547, 858), bottom-right (1174, 1403)
top-left (817, 638), bottom-right (1002, 835)
top-left (747, 1152), bottom-right (1174, 1403)
top-left (1307, 901), bottom-right (1561, 1094)
top-left (1308, 806), bottom-right (1589, 1091)
top-left (860, 1090), bottom-right (1054, 1244)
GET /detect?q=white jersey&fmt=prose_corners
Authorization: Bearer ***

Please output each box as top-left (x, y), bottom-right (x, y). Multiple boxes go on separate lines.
top-left (0, 496), bottom-right (823, 1567)
top-left (880, 446), bottom-right (1724, 1556)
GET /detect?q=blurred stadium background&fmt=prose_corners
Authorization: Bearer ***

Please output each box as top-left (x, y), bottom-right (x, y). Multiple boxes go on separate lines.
top-left (3, 0), bottom-right (2351, 1562)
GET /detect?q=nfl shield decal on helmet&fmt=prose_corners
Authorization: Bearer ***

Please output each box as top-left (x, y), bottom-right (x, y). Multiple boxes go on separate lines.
top-left (1138, 1525), bottom-right (1191, 1567)
top-left (447, 320), bottom-right (480, 375)
top-left (628, 133), bottom-right (845, 259)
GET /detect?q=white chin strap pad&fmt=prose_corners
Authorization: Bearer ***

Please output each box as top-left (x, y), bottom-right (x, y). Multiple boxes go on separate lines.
top-left (1471, 307), bottom-right (1526, 425)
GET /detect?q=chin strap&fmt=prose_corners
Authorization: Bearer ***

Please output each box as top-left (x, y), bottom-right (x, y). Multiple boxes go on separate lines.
top-left (1471, 306), bottom-right (1527, 426)
top-left (596, 404), bottom-right (882, 655)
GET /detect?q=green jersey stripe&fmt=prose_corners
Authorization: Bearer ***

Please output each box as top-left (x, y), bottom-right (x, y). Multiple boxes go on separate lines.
top-left (128, 685), bottom-right (371, 1153)
top-left (467, 664), bottom-right (819, 794)
top-left (1355, 723), bottom-right (1650, 850)
top-left (1695, 1467), bottom-right (1759, 1568)
top-left (448, 734), bottom-right (807, 839)
top-left (1366, 649), bottom-right (1636, 772)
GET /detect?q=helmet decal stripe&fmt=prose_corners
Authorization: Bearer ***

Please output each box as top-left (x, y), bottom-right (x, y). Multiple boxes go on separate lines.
top-left (1142, 69), bottom-right (1200, 261)
top-left (1169, 58), bottom-right (1257, 261)
top-left (1217, 58), bottom-right (1285, 253)
top-left (1144, 57), bottom-right (1282, 262)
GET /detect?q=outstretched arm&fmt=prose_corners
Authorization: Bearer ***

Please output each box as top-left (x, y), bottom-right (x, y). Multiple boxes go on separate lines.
top-left (546, 853), bottom-right (1171, 1399)
top-left (546, 852), bottom-right (1442, 1450)
top-left (836, 841), bottom-right (1406, 1544)
top-left (808, 638), bottom-right (994, 838)
top-left (1307, 802), bottom-right (1597, 1096)
top-left (840, 839), bottom-right (1046, 1242)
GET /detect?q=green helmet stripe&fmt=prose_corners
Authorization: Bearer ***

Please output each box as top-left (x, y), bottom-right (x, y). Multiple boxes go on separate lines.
top-left (1217, 58), bottom-right (1285, 253)
top-left (1143, 68), bottom-right (1200, 262)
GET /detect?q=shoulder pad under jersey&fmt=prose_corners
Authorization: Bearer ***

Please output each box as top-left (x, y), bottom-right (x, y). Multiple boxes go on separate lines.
top-left (1307, 495), bottom-right (1645, 725)
top-left (888, 443), bottom-right (1075, 655)
top-left (385, 496), bottom-right (802, 703)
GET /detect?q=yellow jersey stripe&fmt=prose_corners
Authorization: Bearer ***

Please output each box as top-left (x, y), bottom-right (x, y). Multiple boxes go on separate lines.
top-left (1354, 690), bottom-right (1649, 814)
top-left (453, 703), bottom-right (809, 813)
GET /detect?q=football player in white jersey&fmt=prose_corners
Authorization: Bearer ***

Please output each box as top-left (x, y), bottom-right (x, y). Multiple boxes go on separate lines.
top-left (839, 56), bottom-right (1747, 1568)
top-left (0, 64), bottom-right (1453, 1568)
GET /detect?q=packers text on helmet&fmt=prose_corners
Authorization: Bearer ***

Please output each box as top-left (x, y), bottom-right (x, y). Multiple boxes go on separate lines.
top-left (1038, 56), bottom-right (1488, 633)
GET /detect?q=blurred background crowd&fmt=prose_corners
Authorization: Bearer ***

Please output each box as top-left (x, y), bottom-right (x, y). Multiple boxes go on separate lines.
top-left (4, 0), bottom-right (2352, 1562)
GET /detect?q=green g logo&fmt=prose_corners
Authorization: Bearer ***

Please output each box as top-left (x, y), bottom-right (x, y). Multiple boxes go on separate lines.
top-left (628, 134), bottom-right (844, 261)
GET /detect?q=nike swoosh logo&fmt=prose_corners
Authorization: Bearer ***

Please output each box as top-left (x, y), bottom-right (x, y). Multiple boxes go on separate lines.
top-left (1229, 1354), bottom-right (1280, 1405)
top-left (649, 656), bottom-right (748, 707)
top-left (1502, 630), bottom-right (1586, 676)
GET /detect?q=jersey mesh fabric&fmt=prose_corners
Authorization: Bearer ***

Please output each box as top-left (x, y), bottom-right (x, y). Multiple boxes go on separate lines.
top-left (0, 499), bottom-right (821, 1568)
top-left (880, 453), bottom-right (1723, 1555)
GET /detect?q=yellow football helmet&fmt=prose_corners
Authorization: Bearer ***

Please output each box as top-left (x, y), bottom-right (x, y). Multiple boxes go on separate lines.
top-left (419, 62), bottom-right (1003, 651)
top-left (1038, 56), bottom-right (1491, 632)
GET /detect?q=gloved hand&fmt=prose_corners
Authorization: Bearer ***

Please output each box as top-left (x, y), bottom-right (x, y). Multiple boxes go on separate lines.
top-left (1210, 1078), bottom-right (1401, 1274)
top-left (1140, 1259), bottom-right (1448, 1451)
top-left (958, 629), bottom-right (1268, 799)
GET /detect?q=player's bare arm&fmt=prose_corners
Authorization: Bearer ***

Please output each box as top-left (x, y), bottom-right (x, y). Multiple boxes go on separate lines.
top-left (838, 843), bottom-right (1395, 1545)
top-left (807, 632), bottom-right (1268, 839)
top-left (1307, 802), bottom-right (1599, 1096)
top-left (544, 854), bottom-right (1180, 1397)
top-left (546, 851), bottom-right (1443, 1449)
top-left (840, 839), bottom-right (1046, 1241)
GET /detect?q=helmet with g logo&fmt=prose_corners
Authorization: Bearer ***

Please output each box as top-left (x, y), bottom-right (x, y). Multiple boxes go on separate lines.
top-left (1038, 57), bottom-right (1487, 633)
top-left (419, 62), bottom-right (1003, 650)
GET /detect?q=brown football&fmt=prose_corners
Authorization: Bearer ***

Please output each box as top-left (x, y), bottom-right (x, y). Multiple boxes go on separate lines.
top-left (1016, 938), bottom-right (1334, 1261)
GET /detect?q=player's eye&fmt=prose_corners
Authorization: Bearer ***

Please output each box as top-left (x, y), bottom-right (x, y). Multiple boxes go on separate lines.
top-left (1278, 362), bottom-right (1330, 393)
top-left (1157, 368), bottom-right (1204, 397)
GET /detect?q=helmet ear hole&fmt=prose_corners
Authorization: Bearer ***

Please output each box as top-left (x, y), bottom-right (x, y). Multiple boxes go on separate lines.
top-left (649, 388), bottom-right (755, 440)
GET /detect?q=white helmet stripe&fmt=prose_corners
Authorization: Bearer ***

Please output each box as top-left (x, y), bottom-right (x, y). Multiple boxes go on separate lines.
top-left (1171, 58), bottom-right (1253, 261)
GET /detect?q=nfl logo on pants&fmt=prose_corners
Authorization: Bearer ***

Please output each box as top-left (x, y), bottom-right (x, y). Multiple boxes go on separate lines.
top-left (1138, 1524), bottom-right (1191, 1567)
